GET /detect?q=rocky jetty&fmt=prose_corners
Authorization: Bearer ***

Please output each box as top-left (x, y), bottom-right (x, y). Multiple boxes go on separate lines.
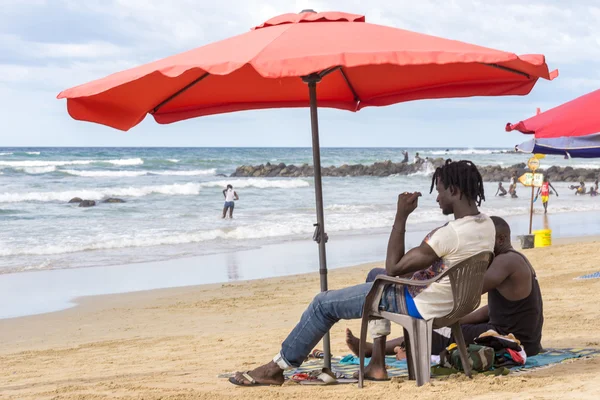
top-left (79, 200), bottom-right (96, 207)
top-left (230, 159), bottom-right (600, 182)
top-left (103, 198), bottom-right (125, 203)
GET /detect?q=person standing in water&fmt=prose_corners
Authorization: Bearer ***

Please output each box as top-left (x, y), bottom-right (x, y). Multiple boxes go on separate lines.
top-left (509, 172), bottom-right (518, 198)
top-left (222, 184), bottom-right (239, 219)
top-left (535, 176), bottom-right (558, 214)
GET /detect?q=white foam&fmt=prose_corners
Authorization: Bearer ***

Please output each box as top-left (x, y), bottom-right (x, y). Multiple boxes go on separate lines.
top-left (409, 163), bottom-right (437, 177)
top-left (101, 158), bottom-right (144, 166)
top-left (0, 208), bottom-right (444, 257)
top-left (0, 152), bottom-right (13, 156)
top-left (201, 178), bottom-right (310, 189)
top-left (0, 183), bottom-right (201, 203)
top-left (428, 149), bottom-right (502, 155)
top-left (60, 168), bottom-right (216, 177)
top-left (325, 204), bottom-right (379, 212)
top-left (61, 169), bottom-right (147, 177)
top-left (167, 159), bottom-right (180, 163)
top-left (26, 152), bottom-right (41, 155)
top-left (570, 163), bottom-right (600, 170)
top-left (0, 158), bottom-right (143, 167)
top-left (152, 169), bottom-right (216, 176)
top-left (18, 166), bottom-right (57, 174)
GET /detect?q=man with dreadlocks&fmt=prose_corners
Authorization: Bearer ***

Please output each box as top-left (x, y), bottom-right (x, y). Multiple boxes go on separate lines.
top-left (229, 160), bottom-right (495, 386)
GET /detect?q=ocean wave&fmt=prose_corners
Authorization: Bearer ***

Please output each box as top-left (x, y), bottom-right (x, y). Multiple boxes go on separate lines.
top-left (60, 168), bottom-right (216, 177)
top-left (0, 152), bottom-right (13, 156)
top-left (427, 149), bottom-right (504, 156)
top-left (0, 158), bottom-right (143, 168)
top-left (0, 183), bottom-right (201, 203)
top-left (325, 204), bottom-right (380, 212)
top-left (167, 159), bottom-right (180, 163)
top-left (101, 158), bottom-right (144, 166)
top-left (25, 151), bottom-right (41, 155)
top-left (200, 178), bottom-right (310, 189)
top-left (152, 169), bottom-right (216, 176)
top-left (17, 166), bottom-right (57, 174)
top-left (61, 169), bottom-right (147, 177)
top-left (569, 164), bottom-right (600, 170)
top-left (408, 163), bottom-right (437, 177)
top-left (0, 208), bottom-right (444, 257)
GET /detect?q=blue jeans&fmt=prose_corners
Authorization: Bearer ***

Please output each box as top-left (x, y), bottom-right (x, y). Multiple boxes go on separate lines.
top-left (367, 267), bottom-right (422, 319)
top-left (280, 281), bottom-right (400, 367)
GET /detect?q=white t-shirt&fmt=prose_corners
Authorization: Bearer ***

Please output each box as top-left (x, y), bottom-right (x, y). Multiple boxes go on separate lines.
top-left (224, 188), bottom-right (236, 202)
top-left (409, 214), bottom-right (495, 320)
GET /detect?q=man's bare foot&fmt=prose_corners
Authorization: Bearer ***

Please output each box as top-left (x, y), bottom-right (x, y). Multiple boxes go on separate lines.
top-left (394, 346), bottom-right (407, 361)
top-left (230, 361), bottom-right (285, 386)
top-left (346, 328), bottom-right (373, 357)
top-left (353, 361), bottom-right (388, 381)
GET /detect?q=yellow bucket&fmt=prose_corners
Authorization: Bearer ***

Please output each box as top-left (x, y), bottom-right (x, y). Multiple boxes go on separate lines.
top-left (533, 229), bottom-right (552, 248)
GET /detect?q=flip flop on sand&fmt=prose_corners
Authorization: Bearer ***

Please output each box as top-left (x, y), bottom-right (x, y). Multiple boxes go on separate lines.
top-left (295, 368), bottom-right (356, 385)
top-left (228, 371), bottom-right (280, 387)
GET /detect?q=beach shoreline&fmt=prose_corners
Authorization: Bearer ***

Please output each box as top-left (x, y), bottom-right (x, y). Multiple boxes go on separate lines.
top-left (1, 239), bottom-right (600, 399)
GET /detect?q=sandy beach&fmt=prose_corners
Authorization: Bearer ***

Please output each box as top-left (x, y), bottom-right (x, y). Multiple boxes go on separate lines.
top-left (1, 240), bottom-right (599, 400)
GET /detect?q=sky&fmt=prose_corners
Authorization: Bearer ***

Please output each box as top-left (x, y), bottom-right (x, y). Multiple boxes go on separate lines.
top-left (0, 0), bottom-right (599, 148)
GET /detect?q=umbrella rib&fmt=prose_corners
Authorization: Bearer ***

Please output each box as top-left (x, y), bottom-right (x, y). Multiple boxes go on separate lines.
top-left (483, 63), bottom-right (530, 79)
top-left (338, 67), bottom-right (361, 103)
top-left (151, 72), bottom-right (210, 114)
top-left (314, 65), bottom-right (361, 104)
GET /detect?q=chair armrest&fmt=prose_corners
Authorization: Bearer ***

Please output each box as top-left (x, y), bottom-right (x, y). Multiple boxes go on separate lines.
top-left (372, 274), bottom-right (435, 287)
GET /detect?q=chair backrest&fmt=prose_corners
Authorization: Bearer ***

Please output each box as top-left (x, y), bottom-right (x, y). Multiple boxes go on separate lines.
top-left (432, 251), bottom-right (494, 329)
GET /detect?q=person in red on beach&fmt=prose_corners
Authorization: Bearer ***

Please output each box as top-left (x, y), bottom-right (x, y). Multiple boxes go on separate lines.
top-left (535, 176), bottom-right (558, 214)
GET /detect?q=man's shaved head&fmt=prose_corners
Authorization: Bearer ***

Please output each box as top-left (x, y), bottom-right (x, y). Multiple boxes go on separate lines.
top-left (490, 216), bottom-right (512, 255)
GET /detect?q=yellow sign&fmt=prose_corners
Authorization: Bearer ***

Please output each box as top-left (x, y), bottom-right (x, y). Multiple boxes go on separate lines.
top-left (534, 154), bottom-right (546, 160)
top-left (527, 157), bottom-right (540, 171)
top-left (519, 173), bottom-right (544, 187)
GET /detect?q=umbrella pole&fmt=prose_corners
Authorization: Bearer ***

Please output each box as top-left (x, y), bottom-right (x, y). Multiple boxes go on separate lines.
top-left (306, 76), bottom-right (331, 370)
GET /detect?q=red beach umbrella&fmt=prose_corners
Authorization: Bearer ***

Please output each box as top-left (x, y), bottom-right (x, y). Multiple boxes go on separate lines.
top-left (507, 89), bottom-right (600, 157)
top-left (58, 9), bottom-right (557, 369)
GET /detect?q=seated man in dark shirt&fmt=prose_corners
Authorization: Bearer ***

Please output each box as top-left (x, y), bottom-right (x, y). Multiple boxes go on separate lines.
top-left (347, 215), bottom-right (544, 358)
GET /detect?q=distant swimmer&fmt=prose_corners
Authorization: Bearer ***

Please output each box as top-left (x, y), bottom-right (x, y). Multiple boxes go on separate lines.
top-left (535, 176), bottom-right (558, 214)
top-left (222, 184), bottom-right (239, 219)
top-left (495, 182), bottom-right (507, 197)
top-left (569, 181), bottom-right (586, 195)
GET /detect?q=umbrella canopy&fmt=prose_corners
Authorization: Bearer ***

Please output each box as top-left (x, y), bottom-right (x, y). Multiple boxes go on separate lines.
top-left (58, 11), bottom-right (557, 131)
top-left (507, 89), bottom-right (600, 158)
top-left (58, 10), bottom-right (557, 371)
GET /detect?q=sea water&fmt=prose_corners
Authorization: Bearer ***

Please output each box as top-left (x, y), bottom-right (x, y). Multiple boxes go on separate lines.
top-left (1, 147), bottom-right (599, 274)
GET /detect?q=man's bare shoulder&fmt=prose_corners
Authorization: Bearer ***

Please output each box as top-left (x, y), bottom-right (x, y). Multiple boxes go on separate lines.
top-left (493, 250), bottom-right (530, 271)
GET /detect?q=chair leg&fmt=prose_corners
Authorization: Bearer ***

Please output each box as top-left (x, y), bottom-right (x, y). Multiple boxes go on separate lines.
top-left (414, 320), bottom-right (432, 387)
top-left (451, 322), bottom-right (472, 378)
top-left (403, 328), bottom-right (415, 381)
top-left (358, 313), bottom-right (371, 388)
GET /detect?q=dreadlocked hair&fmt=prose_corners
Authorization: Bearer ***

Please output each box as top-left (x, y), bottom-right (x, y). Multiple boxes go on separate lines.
top-left (430, 159), bottom-right (485, 206)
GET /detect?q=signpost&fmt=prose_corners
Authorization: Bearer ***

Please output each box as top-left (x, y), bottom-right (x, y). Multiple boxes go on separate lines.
top-left (520, 157), bottom-right (543, 234)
